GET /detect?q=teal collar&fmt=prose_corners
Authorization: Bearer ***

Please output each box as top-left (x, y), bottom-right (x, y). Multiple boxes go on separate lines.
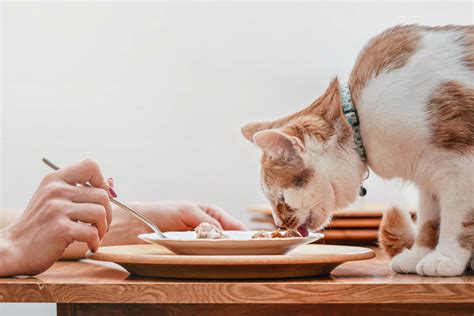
top-left (340, 82), bottom-right (367, 163)
top-left (340, 82), bottom-right (369, 196)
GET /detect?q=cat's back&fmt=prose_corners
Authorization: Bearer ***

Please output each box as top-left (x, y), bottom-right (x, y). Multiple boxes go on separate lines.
top-left (350, 25), bottom-right (473, 154)
top-left (350, 25), bottom-right (473, 102)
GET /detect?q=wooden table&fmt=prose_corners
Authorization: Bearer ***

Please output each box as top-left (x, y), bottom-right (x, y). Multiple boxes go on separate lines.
top-left (1, 248), bottom-right (473, 316)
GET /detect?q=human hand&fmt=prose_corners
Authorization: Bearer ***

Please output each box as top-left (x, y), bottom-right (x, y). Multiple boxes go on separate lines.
top-left (123, 201), bottom-right (246, 238)
top-left (0, 158), bottom-right (115, 276)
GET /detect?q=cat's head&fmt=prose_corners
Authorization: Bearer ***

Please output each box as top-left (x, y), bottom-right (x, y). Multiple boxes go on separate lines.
top-left (241, 79), bottom-right (366, 235)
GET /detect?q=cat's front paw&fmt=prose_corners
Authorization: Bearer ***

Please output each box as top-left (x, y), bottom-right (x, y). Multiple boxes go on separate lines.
top-left (416, 252), bottom-right (466, 276)
top-left (390, 248), bottom-right (429, 273)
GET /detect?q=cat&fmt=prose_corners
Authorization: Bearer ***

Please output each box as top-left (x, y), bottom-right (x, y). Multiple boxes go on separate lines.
top-left (241, 25), bottom-right (473, 276)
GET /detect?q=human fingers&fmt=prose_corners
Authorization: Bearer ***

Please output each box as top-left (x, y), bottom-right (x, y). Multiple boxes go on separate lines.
top-left (70, 186), bottom-right (113, 229)
top-left (107, 178), bottom-right (114, 188)
top-left (198, 204), bottom-right (247, 230)
top-left (69, 222), bottom-right (100, 252)
top-left (180, 205), bottom-right (223, 230)
top-left (67, 203), bottom-right (107, 240)
top-left (57, 158), bottom-right (116, 198)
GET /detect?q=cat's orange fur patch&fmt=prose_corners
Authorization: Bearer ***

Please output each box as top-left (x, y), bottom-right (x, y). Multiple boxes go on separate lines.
top-left (349, 25), bottom-right (474, 104)
top-left (241, 79), bottom-right (352, 146)
top-left (416, 219), bottom-right (440, 249)
top-left (261, 153), bottom-right (306, 189)
top-left (427, 81), bottom-right (474, 153)
top-left (459, 209), bottom-right (474, 250)
top-left (379, 206), bottom-right (415, 257)
top-left (349, 25), bottom-right (422, 104)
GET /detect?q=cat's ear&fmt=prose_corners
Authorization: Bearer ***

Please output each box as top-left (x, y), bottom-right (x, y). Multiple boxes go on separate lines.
top-left (241, 122), bottom-right (273, 142)
top-left (253, 129), bottom-right (304, 157)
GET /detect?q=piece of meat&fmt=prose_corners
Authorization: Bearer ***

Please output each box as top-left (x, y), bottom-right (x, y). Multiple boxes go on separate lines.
top-left (271, 228), bottom-right (284, 238)
top-left (252, 228), bottom-right (302, 239)
top-left (194, 222), bottom-right (228, 239)
top-left (251, 230), bottom-right (272, 238)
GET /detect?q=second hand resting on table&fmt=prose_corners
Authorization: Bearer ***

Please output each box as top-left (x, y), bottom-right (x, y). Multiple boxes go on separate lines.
top-left (0, 158), bottom-right (245, 277)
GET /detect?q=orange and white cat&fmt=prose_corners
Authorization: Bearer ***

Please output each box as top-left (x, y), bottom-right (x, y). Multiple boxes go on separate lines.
top-left (241, 25), bottom-right (473, 276)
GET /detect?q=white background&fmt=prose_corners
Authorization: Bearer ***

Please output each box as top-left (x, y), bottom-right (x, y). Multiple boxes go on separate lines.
top-left (1, 1), bottom-right (472, 315)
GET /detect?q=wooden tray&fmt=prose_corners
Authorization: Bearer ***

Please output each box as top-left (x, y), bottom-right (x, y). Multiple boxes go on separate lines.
top-left (87, 244), bottom-right (375, 279)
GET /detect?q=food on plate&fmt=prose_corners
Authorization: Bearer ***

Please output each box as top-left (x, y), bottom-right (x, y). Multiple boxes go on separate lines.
top-left (194, 222), bottom-right (303, 240)
top-left (252, 228), bottom-right (302, 239)
top-left (194, 222), bottom-right (229, 239)
top-left (271, 228), bottom-right (285, 238)
top-left (282, 229), bottom-right (302, 238)
top-left (251, 230), bottom-right (272, 238)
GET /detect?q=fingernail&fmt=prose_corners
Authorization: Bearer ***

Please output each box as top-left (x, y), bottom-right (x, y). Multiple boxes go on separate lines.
top-left (108, 178), bottom-right (114, 187)
top-left (109, 187), bottom-right (117, 198)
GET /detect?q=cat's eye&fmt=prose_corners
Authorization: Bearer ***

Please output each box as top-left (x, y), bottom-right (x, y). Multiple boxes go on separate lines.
top-left (292, 168), bottom-right (314, 188)
top-left (292, 175), bottom-right (305, 187)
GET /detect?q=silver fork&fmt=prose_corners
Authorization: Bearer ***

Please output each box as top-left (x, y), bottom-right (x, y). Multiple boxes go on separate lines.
top-left (42, 158), bottom-right (167, 239)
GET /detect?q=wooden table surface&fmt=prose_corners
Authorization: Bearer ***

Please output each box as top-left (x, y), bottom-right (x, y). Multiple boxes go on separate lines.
top-left (1, 248), bottom-right (473, 315)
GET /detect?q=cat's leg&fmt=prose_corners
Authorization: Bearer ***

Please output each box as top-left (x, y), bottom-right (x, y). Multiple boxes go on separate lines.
top-left (416, 172), bottom-right (473, 276)
top-left (391, 190), bottom-right (439, 273)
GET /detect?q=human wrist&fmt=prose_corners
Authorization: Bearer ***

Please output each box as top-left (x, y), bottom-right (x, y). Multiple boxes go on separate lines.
top-left (0, 225), bottom-right (24, 277)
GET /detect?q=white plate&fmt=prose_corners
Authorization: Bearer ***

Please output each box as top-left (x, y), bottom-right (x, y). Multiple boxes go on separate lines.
top-left (138, 231), bottom-right (324, 255)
